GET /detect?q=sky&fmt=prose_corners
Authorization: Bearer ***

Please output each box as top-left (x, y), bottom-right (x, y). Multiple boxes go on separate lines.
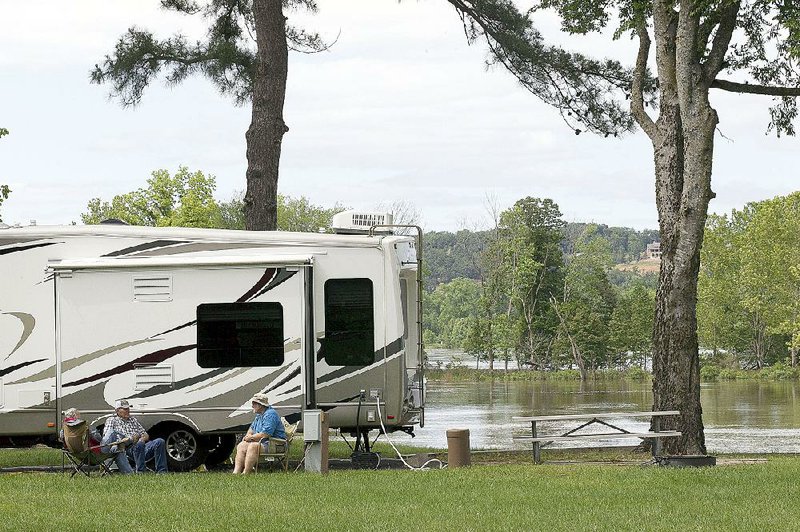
top-left (1, 1), bottom-right (797, 232)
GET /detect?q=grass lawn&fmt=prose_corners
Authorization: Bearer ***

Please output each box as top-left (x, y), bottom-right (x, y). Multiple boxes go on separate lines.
top-left (0, 447), bottom-right (797, 530)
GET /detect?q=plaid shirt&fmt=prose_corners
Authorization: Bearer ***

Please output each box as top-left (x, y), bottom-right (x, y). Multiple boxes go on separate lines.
top-left (103, 414), bottom-right (146, 441)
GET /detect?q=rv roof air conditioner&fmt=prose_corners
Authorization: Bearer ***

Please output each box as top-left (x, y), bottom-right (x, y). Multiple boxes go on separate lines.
top-left (331, 211), bottom-right (394, 235)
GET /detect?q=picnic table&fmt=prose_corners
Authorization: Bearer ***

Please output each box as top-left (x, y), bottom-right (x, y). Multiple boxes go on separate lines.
top-left (512, 411), bottom-right (681, 464)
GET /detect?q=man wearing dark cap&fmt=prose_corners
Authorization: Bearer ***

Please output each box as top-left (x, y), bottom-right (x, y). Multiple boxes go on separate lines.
top-left (103, 399), bottom-right (168, 473)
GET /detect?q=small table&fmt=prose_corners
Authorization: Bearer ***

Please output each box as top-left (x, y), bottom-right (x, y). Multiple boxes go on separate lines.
top-left (512, 411), bottom-right (681, 464)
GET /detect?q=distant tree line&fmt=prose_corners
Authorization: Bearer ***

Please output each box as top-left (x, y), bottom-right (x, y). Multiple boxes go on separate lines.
top-left (423, 197), bottom-right (656, 377)
top-left (424, 223), bottom-right (660, 291)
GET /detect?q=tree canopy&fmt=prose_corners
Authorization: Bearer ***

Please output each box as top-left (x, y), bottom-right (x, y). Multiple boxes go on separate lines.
top-left (80, 166), bottom-right (344, 233)
top-left (91, 0), bottom-right (326, 230)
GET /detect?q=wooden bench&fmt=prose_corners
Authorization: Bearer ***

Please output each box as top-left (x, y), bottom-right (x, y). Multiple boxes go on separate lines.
top-left (512, 411), bottom-right (681, 464)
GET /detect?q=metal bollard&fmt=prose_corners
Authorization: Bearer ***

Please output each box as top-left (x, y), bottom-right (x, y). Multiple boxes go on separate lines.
top-left (446, 428), bottom-right (471, 467)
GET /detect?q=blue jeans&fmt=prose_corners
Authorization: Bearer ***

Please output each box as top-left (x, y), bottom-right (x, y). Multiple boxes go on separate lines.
top-left (129, 438), bottom-right (168, 473)
top-left (100, 430), bottom-right (134, 474)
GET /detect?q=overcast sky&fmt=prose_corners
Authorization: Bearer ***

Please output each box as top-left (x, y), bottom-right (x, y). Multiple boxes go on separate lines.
top-left (1, 1), bottom-right (797, 231)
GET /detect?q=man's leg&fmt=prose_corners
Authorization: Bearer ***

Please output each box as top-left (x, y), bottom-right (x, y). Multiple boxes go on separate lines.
top-left (132, 441), bottom-right (147, 472)
top-left (242, 442), bottom-right (262, 474)
top-left (114, 451), bottom-right (134, 474)
top-left (233, 441), bottom-right (249, 473)
top-left (144, 438), bottom-right (168, 473)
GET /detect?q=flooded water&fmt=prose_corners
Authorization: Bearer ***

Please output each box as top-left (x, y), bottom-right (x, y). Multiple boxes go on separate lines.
top-left (394, 378), bottom-right (800, 453)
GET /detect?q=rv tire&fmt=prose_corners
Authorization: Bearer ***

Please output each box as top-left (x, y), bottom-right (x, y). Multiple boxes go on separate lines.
top-left (156, 423), bottom-right (209, 472)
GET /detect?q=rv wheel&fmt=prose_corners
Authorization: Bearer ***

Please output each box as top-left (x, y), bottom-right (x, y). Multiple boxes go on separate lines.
top-left (160, 424), bottom-right (209, 472)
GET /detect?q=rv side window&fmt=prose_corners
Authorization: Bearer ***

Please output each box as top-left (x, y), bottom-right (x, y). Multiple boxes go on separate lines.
top-left (323, 278), bottom-right (374, 366)
top-left (196, 303), bottom-right (284, 368)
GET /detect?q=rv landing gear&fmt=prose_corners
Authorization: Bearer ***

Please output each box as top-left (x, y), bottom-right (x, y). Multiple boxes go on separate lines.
top-left (204, 434), bottom-right (237, 468)
top-left (351, 428), bottom-right (380, 469)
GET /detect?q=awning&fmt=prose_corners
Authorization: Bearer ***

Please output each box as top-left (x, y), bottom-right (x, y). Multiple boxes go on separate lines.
top-left (47, 253), bottom-right (318, 271)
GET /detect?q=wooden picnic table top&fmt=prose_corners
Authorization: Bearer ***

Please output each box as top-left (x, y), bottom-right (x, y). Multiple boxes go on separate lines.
top-left (513, 430), bottom-right (682, 443)
top-left (512, 410), bottom-right (681, 422)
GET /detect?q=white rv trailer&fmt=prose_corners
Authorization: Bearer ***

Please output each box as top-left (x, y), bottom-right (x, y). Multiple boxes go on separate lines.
top-left (0, 212), bottom-right (425, 470)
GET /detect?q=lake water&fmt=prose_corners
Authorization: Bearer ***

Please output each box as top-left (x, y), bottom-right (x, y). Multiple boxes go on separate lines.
top-left (393, 378), bottom-right (800, 453)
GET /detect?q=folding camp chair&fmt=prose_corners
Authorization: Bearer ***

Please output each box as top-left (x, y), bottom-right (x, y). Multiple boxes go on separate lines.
top-left (256, 418), bottom-right (299, 472)
top-left (61, 420), bottom-right (123, 478)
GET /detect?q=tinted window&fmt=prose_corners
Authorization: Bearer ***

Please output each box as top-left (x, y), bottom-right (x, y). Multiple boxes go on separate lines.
top-left (324, 278), bottom-right (374, 366)
top-left (197, 303), bottom-right (284, 367)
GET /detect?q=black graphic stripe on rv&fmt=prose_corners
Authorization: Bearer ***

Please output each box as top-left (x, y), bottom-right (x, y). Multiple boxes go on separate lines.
top-left (102, 240), bottom-right (187, 257)
top-left (152, 320), bottom-right (197, 338)
top-left (131, 367), bottom-right (230, 399)
top-left (237, 268), bottom-right (277, 302)
top-left (250, 269), bottom-right (298, 300)
top-left (63, 344), bottom-right (196, 387)
top-left (316, 337), bottom-right (405, 380)
top-left (0, 242), bottom-right (59, 255)
top-left (266, 367), bottom-right (302, 393)
top-left (236, 268), bottom-right (276, 302)
top-left (0, 359), bottom-right (47, 377)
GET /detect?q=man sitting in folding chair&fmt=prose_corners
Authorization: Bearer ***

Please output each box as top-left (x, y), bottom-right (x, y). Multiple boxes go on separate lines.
top-left (232, 393), bottom-right (286, 474)
top-left (61, 408), bottom-right (131, 477)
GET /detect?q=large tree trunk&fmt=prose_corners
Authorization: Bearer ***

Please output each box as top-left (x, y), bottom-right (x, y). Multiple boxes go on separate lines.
top-left (244, 0), bottom-right (289, 231)
top-left (630, 0), bottom-right (738, 455)
top-left (650, 109), bottom-right (713, 455)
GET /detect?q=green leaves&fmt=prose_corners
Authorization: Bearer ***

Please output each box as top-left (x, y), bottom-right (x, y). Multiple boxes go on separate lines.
top-left (91, 1), bottom-right (324, 107)
top-left (698, 193), bottom-right (800, 367)
top-left (81, 166), bottom-right (223, 228)
top-left (447, 0), bottom-right (636, 136)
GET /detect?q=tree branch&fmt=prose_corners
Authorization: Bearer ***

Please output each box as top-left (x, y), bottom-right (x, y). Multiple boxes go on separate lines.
top-left (702, 0), bottom-right (741, 82)
top-left (711, 79), bottom-right (800, 96)
top-left (632, 20), bottom-right (657, 139)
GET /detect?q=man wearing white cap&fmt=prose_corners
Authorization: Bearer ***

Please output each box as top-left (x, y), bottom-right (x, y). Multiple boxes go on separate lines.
top-left (232, 393), bottom-right (286, 474)
top-left (103, 399), bottom-right (168, 473)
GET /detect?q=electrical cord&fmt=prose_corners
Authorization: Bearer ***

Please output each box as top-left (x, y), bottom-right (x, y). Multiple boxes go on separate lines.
top-left (375, 397), bottom-right (445, 471)
top-left (295, 442), bottom-right (312, 472)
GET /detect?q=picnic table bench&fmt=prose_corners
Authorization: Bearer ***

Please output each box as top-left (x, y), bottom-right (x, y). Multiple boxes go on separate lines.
top-left (512, 411), bottom-right (681, 464)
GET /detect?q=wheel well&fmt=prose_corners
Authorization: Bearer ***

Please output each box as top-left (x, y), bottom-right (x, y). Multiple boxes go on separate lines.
top-left (148, 420), bottom-right (196, 439)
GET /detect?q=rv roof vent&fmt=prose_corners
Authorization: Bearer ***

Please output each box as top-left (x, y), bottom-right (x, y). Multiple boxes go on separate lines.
top-left (331, 211), bottom-right (394, 235)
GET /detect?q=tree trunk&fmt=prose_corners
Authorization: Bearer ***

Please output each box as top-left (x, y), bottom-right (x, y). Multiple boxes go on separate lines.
top-left (244, 0), bottom-right (288, 231)
top-left (650, 117), bottom-right (712, 455)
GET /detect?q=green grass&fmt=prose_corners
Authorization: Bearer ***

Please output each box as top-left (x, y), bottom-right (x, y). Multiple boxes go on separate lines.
top-left (0, 447), bottom-right (797, 530)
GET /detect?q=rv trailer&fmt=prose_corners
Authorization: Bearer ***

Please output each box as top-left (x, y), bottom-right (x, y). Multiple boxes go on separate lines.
top-left (0, 212), bottom-right (425, 470)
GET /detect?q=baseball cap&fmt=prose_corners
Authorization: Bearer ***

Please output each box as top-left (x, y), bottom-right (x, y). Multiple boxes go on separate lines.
top-left (114, 399), bottom-right (132, 410)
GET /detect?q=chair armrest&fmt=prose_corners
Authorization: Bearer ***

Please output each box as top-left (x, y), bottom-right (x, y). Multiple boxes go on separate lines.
top-left (258, 436), bottom-right (287, 444)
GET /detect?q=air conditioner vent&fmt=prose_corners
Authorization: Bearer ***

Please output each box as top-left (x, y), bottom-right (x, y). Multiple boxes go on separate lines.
top-left (132, 274), bottom-right (173, 302)
top-left (331, 211), bottom-right (394, 234)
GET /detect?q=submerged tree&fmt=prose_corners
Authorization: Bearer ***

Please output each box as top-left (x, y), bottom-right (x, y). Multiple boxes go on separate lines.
top-left (451, 0), bottom-right (800, 454)
top-left (91, 0), bottom-right (326, 231)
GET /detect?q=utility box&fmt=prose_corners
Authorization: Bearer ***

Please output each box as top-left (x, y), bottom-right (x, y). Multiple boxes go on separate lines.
top-left (303, 410), bottom-right (323, 442)
top-left (304, 409), bottom-right (329, 474)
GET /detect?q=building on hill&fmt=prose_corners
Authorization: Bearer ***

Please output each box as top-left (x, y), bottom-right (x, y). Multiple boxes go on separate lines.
top-left (646, 242), bottom-right (662, 259)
